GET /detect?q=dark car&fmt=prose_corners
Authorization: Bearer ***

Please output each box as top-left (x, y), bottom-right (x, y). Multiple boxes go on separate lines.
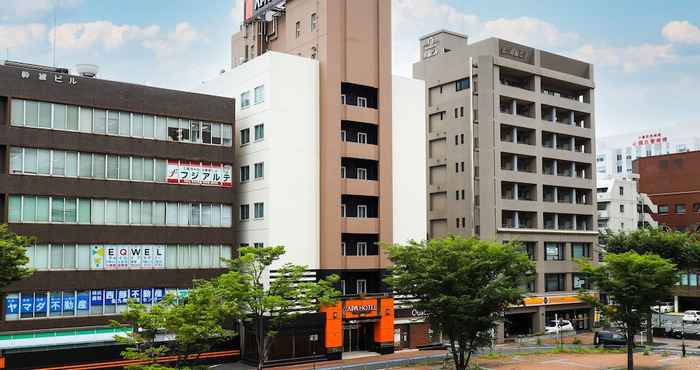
top-left (594, 330), bottom-right (626, 347)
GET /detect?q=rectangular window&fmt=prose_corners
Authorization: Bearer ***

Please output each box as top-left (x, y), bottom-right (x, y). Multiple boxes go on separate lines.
top-left (154, 202), bottom-right (166, 224)
top-left (694, 203), bottom-right (700, 213)
top-left (190, 121), bottom-right (201, 143)
top-left (9, 147), bottom-right (22, 174)
top-left (37, 197), bottom-right (49, 222)
top-left (8, 195), bottom-right (21, 222)
top-left (132, 157), bottom-right (143, 181)
top-left (254, 85), bottom-right (264, 104)
top-left (676, 204), bottom-right (687, 214)
top-left (118, 156), bottom-right (130, 180)
top-left (619, 186), bottom-right (624, 196)
top-left (155, 116), bottom-right (167, 140)
top-left (91, 199), bottom-right (105, 225)
top-left (65, 198), bottom-right (77, 223)
top-left (105, 200), bottom-right (118, 224)
top-left (107, 155), bottom-right (118, 179)
top-left (66, 152), bottom-right (78, 177)
top-left (143, 115), bottom-right (154, 139)
top-left (341, 166), bottom-right (346, 178)
top-left (357, 132), bottom-right (367, 144)
top-left (545, 273), bottom-right (566, 292)
top-left (254, 202), bottom-right (264, 219)
top-left (222, 205), bottom-right (232, 227)
top-left (455, 78), bottom-right (470, 91)
top-left (54, 104), bottom-right (66, 129)
top-left (658, 205), bottom-right (669, 214)
top-left (167, 118), bottom-right (179, 141)
top-left (38, 102), bottom-right (51, 128)
top-left (572, 243), bottom-right (591, 259)
top-left (357, 168), bottom-right (367, 180)
top-left (11, 98), bottom-right (24, 126)
top-left (357, 242), bottom-right (367, 256)
top-left (223, 124), bottom-right (232, 146)
top-left (106, 111), bottom-right (119, 135)
top-left (357, 97), bottom-right (368, 107)
top-left (341, 204), bottom-right (346, 217)
top-left (211, 123), bottom-right (222, 145)
top-left (37, 149), bottom-right (50, 175)
top-left (23, 196), bottom-right (37, 222)
top-left (254, 124), bottom-right (264, 140)
top-left (178, 203), bottom-right (189, 226)
top-left (52, 150), bottom-right (66, 176)
top-left (119, 112), bottom-right (130, 136)
top-left (311, 13), bottom-right (317, 31)
top-left (93, 154), bottom-right (106, 179)
top-left (357, 205), bottom-right (368, 218)
top-left (93, 109), bottom-right (106, 134)
top-left (78, 199), bottom-right (91, 224)
top-left (166, 202), bottom-right (178, 225)
top-left (132, 114), bottom-right (143, 138)
top-left (356, 279), bottom-right (367, 294)
top-left (240, 165), bottom-right (250, 182)
top-left (240, 128), bottom-right (250, 145)
top-left (295, 21), bottom-right (301, 38)
top-left (240, 204), bottom-right (250, 221)
top-left (254, 162), bottom-right (264, 179)
top-left (240, 91), bottom-right (251, 109)
top-left (179, 119), bottom-right (190, 142)
top-left (544, 242), bottom-right (564, 261)
top-left (25, 101), bottom-right (38, 127)
top-left (118, 201), bottom-right (129, 224)
top-left (155, 159), bottom-right (167, 182)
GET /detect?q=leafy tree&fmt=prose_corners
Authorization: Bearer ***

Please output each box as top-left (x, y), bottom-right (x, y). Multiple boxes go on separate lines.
top-left (578, 251), bottom-right (677, 370)
top-left (385, 236), bottom-right (533, 370)
top-left (0, 225), bottom-right (35, 288)
top-left (214, 246), bottom-right (339, 370)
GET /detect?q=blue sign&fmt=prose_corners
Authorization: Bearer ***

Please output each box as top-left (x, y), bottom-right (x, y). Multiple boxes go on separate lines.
top-left (91, 290), bottom-right (103, 306)
top-left (76, 293), bottom-right (90, 312)
top-left (34, 294), bottom-right (47, 314)
top-left (49, 294), bottom-right (62, 313)
top-left (153, 288), bottom-right (165, 303)
top-left (116, 289), bottom-right (129, 305)
top-left (128, 289), bottom-right (141, 303)
top-left (5, 297), bottom-right (19, 315)
top-left (63, 294), bottom-right (75, 312)
top-left (104, 290), bottom-right (116, 305)
top-left (141, 288), bottom-right (153, 304)
top-left (20, 295), bottom-right (34, 314)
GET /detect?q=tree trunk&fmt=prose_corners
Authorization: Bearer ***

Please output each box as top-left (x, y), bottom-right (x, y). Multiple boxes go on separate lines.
top-left (646, 311), bottom-right (654, 346)
top-left (627, 326), bottom-right (634, 370)
top-left (257, 317), bottom-right (265, 370)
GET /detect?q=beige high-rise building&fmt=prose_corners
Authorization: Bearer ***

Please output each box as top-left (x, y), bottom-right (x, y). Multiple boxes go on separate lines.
top-left (414, 32), bottom-right (598, 336)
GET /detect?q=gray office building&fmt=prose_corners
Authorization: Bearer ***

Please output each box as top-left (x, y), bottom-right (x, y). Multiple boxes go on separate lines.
top-left (413, 31), bottom-right (598, 337)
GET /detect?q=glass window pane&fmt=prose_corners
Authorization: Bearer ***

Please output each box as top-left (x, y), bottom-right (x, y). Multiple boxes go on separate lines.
top-left (223, 125), bottom-right (232, 146)
top-left (79, 153), bottom-right (92, 178)
top-left (23, 196), bottom-right (36, 222)
top-left (51, 244), bottom-right (63, 269)
top-left (106, 200), bottom-right (118, 224)
top-left (66, 152), bottom-right (78, 177)
top-left (143, 158), bottom-right (154, 181)
top-left (64, 245), bottom-right (76, 268)
top-left (154, 202), bottom-right (165, 224)
top-left (25, 101), bottom-right (38, 127)
top-left (132, 157), bottom-right (143, 181)
top-left (35, 245), bottom-right (49, 269)
top-left (178, 203), bottom-right (189, 226)
top-left (79, 107), bottom-right (92, 133)
top-left (24, 148), bottom-right (37, 174)
top-left (222, 205), bottom-right (232, 227)
top-left (52, 197), bottom-right (65, 223)
top-left (156, 117), bottom-right (167, 139)
top-left (211, 204), bottom-right (221, 227)
top-left (143, 115), bottom-right (155, 139)
top-left (177, 245), bottom-right (188, 267)
top-left (119, 112), bottom-right (130, 136)
top-left (107, 111), bottom-right (119, 135)
top-left (201, 246), bottom-right (210, 267)
top-left (142, 202), bottom-right (153, 224)
top-left (179, 119), bottom-right (190, 142)
top-left (65, 198), bottom-right (77, 223)
top-left (37, 149), bottom-right (51, 175)
top-left (155, 159), bottom-right (167, 182)
top-left (54, 104), bottom-right (66, 130)
top-left (39, 102), bottom-right (52, 128)
top-left (76, 245), bottom-right (90, 269)
top-left (190, 121), bottom-right (201, 143)
top-left (202, 123), bottom-right (212, 144)
top-left (9, 195), bottom-right (22, 222)
top-left (67, 106), bottom-right (79, 130)
top-left (166, 202), bottom-right (178, 225)
top-left (93, 154), bottom-right (106, 179)
top-left (11, 99), bottom-right (24, 126)
top-left (10, 147), bottom-right (23, 174)
top-left (119, 156), bottom-right (130, 180)
top-left (91, 199), bottom-right (105, 224)
top-left (93, 109), bottom-right (106, 134)
top-left (79, 199), bottom-right (91, 224)
top-left (36, 197), bottom-right (49, 222)
top-left (118, 200), bottom-right (129, 224)
top-left (190, 204), bottom-right (200, 225)
top-left (131, 201), bottom-right (141, 224)
top-left (166, 245), bottom-right (177, 268)
top-left (212, 123), bottom-right (222, 145)
top-left (167, 118), bottom-right (179, 141)
top-left (107, 155), bottom-right (119, 179)
top-left (201, 204), bottom-right (211, 226)
top-left (190, 245), bottom-right (200, 267)
top-left (52, 150), bottom-right (66, 176)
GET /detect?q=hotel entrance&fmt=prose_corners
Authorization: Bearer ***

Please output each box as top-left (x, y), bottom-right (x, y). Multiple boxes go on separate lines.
top-left (343, 322), bottom-right (375, 352)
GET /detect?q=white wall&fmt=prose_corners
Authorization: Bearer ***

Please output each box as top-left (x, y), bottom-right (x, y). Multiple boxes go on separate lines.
top-left (195, 52), bottom-right (320, 271)
top-left (392, 76), bottom-right (427, 244)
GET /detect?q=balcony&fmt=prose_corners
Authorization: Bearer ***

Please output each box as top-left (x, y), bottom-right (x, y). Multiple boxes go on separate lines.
top-left (500, 66), bottom-right (535, 91)
top-left (342, 178), bottom-right (379, 196)
top-left (342, 217), bottom-right (380, 234)
top-left (542, 105), bottom-right (591, 129)
top-left (500, 124), bottom-right (535, 145)
top-left (342, 255), bottom-right (381, 270)
top-left (502, 210), bottom-right (537, 229)
top-left (541, 76), bottom-right (591, 104)
top-left (343, 104), bottom-right (378, 125)
top-left (501, 152), bottom-right (536, 173)
top-left (343, 141), bottom-right (379, 161)
top-left (500, 96), bottom-right (535, 119)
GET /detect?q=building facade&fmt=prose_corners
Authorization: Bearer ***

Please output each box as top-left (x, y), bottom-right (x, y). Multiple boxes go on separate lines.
top-left (596, 176), bottom-right (657, 233)
top-left (0, 61), bottom-right (235, 359)
top-left (413, 32), bottom-right (598, 337)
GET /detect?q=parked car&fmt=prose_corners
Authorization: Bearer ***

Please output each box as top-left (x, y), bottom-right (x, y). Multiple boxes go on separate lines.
top-left (544, 319), bottom-right (575, 334)
top-left (594, 330), bottom-right (626, 347)
top-left (652, 302), bottom-right (674, 313)
top-left (683, 310), bottom-right (700, 323)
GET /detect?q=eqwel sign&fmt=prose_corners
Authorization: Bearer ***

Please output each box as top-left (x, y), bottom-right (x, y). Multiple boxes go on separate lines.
top-left (91, 245), bottom-right (165, 269)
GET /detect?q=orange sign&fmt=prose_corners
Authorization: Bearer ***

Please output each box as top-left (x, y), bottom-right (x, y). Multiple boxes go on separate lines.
top-left (522, 296), bottom-right (582, 306)
top-left (343, 298), bottom-right (380, 319)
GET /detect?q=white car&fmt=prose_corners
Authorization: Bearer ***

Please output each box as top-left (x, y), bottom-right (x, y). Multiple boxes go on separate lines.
top-left (683, 310), bottom-right (700, 323)
top-left (545, 320), bottom-right (575, 334)
top-left (652, 303), bottom-right (674, 313)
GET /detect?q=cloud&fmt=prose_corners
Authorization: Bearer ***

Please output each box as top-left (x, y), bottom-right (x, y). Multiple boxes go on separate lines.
top-left (481, 17), bottom-right (578, 48)
top-left (662, 20), bottom-right (700, 44)
top-left (50, 21), bottom-right (160, 50)
top-left (0, 23), bottom-right (47, 50)
top-left (0, 0), bottom-right (80, 20)
top-left (142, 22), bottom-right (202, 56)
top-left (574, 43), bottom-right (677, 72)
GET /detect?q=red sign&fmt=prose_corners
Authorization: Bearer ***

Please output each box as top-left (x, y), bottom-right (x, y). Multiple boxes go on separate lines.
top-left (167, 160), bottom-right (232, 188)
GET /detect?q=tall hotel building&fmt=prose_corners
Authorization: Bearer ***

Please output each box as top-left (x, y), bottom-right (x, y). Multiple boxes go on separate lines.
top-left (198, 0), bottom-right (427, 360)
top-left (0, 61), bottom-right (235, 367)
top-left (413, 32), bottom-right (598, 337)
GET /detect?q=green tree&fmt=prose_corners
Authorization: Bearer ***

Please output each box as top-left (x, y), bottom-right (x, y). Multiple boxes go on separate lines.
top-left (385, 236), bottom-right (533, 370)
top-left (578, 251), bottom-right (678, 370)
top-left (214, 246), bottom-right (339, 370)
top-left (0, 225), bottom-right (34, 288)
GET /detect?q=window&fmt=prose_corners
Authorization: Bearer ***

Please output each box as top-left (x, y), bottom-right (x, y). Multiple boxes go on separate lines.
top-left (254, 202), bottom-right (264, 219)
top-left (694, 203), bottom-right (700, 213)
top-left (357, 132), bottom-right (367, 144)
top-left (311, 13), bottom-right (318, 31)
top-left (616, 165), bottom-right (622, 173)
top-left (572, 243), bottom-right (591, 259)
top-left (295, 21), bottom-right (301, 38)
top-left (340, 130), bottom-right (347, 141)
top-left (357, 168), bottom-right (367, 180)
top-left (240, 166), bottom-right (250, 182)
top-left (545, 273), bottom-right (566, 292)
top-left (239, 204), bottom-right (250, 221)
top-left (254, 162), bottom-right (264, 179)
top-left (356, 279), bottom-right (367, 294)
top-left (341, 166), bottom-right (346, 178)
top-left (240, 91), bottom-right (251, 109)
top-left (676, 204), bottom-right (687, 214)
top-left (619, 204), bottom-right (624, 213)
top-left (254, 86), bottom-right (264, 104)
top-left (357, 242), bottom-right (367, 256)
top-left (240, 128), bottom-right (250, 145)
top-left (455, 78), bottom-right (469, 91)
top-left (340, 280), bottom-right (346, 295)
top-left (341, 94), bottom-right (347, 105)
top-left (357, 97), bottom-right (367, 107)
top-left (341, 204), bottom-right (346, 217)
top-left (254, 124), bottom-right (264, 141)
top-left (619, 186), bottom-right (624, 196)
top-left (658, 205), bottom-right (669, 214)
top-left (357, 205), bottom-right (368, 218)
top-left (341, 242), bottom-right (347, 256)
top-left (544, 242), bottom-right (564, 261)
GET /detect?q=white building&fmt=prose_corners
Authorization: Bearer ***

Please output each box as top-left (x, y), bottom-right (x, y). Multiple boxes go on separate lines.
top-left (597, 122), bottom-right (700, 178)
top-left (596, 176), bottom-right (657, 233)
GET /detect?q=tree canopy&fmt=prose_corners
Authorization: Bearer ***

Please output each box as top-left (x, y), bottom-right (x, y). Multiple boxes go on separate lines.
top-left (0, 225), bottom-right (34, 289)
top-left (385, 236), bottom-right (533, 370)
top-left (602, 227), bottom-right (700, 269)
